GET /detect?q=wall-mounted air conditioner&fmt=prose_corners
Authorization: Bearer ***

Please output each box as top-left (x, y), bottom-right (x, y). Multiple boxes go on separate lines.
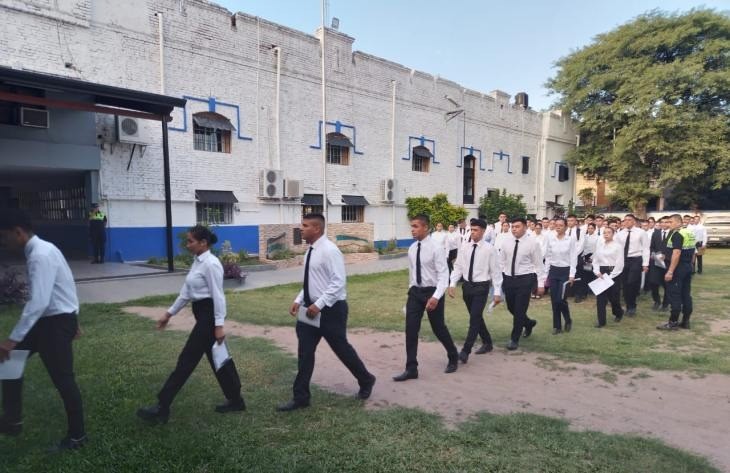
top-left (20, 107), bottom-right (49, 128)
top-left (284, 179), bottom-right (303, 199)
top-left (116, 116), bottom-right (147, 144)
top-left (381, 178), bottom-right (396, 202)
top-left (259, 169), bottom-right (284, 199)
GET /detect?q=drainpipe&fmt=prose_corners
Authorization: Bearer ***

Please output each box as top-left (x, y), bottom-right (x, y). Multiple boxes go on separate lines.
top-left (155, 13), bottom-right (165, 94)
top-left (390, 79), bottom-right (397, 242)
top-left (319, 2), bottom-right (327, 232)
top-left (274, 47), bottom-right (282, 170)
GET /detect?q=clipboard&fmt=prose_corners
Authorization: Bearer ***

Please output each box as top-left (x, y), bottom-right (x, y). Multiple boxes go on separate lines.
top-left (0, 350), bottom-right (30, 380)
top-left (561, 279), bottom-right (580, 300)
top-left (297, 305), bottom-right (321, 328)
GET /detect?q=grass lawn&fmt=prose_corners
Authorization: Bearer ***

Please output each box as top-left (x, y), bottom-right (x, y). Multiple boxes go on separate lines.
top-left (133, 248), bottom-right (730, 375)
top-left (0, 303), bottom-right (720, 472)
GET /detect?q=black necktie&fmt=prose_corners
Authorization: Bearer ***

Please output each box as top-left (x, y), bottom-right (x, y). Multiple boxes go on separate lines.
top-left (569, 228), bottom-right (572, 237)
top-left (416, 242), bottom-right (422, 285)
top-left (468, 243), bottom-right (477, 282)
top-left (576, 227), bottom-right (581, 240)
top-left (662, 230), bottom-right (667, 243)
top-left (303, 246), bottom-right (313, 306)
top-left (511, 239), bottom-right (519, 276)
top-left (624, 230), bottom-right (631, 258)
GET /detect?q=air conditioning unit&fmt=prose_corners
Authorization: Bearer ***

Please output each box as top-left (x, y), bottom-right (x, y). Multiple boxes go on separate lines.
top-left (259, 169), bottom-right (283, 199)
top-left (381, 178), bottom-right (396, 202)
top-left (20, 107), bottom-right (49, 128)
top-left (116, 116), bottom-right (147, 144)
top-left (284, 179), bottom-right (303, 199)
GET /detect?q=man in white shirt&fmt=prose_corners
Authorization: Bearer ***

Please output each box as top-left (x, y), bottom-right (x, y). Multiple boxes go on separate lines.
top-left (279, 213), bottom-right (375, 411)
top-left (0, 209), bottom-right (86, 451)
top-left (616, 214), bottom-right (650, 316)
top-left (448, 219), bottom-right (502, 363)
top-left (430, 222), bottom-right (448, 252)
top-left (497, 218), bottom-right (546, 350)
top-left (457, 218), bottom-right (471, 244)
top-left (691, 215), bottom-right (707, 274)
top-left (566, 214), bottom-right (587, 302)
top-left (446, 224), bottom-right (460, 273)
top-left (394, 214), bottom-right (459, 381)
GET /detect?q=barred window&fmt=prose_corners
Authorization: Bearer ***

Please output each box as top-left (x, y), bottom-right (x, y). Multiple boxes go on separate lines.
top-left (16, 186), bottom-right (86, 221)
top-left (412, 155), bottom-right (430, 172)
top-left (327, 144), bottom-right (350, 165)
top-left (341, 205), bottom-right (364, 223)
top-left (302, 205), bottom-right (324, 217)
top-left (196, 202), bottom-right (233, 224)
top-left (193, 124), bottom-right (231, 153)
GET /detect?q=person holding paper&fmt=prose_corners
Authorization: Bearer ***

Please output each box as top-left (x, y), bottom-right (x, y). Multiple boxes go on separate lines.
top-left (278, 214), bottom-right (375, 411)
top-left (393, 214), bottom-right (459, 381)
top-left (137, 225), bottom-right (244, 423)
top-left (648, 216), bottom-right (671, 311)
top-left (497, 218), bottom-right (546, 350)
top-left (0, 209), bottom-right (86, 451)
top-left (592, 227), bottom-right (625, 327)
top-left (448, 218), bottom-right (502, 364)
top-left (615, 214), bottom-right (650, 317)
top-left (544, 217), bottom-right (578, 334)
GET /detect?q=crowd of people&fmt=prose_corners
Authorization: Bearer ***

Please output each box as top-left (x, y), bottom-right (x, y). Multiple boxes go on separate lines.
top-left (0, 207), bottom-right (709, 450)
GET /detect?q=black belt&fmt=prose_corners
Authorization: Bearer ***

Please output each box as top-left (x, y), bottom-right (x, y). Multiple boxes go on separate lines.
top-left (463, 280), bottom-right (490, 286)
top-left (411, 286), bottom-right (436, 292)
top-left (599, 266), bottom-right (614, 272)
top-left (503, 273), bottom-right (534, 279)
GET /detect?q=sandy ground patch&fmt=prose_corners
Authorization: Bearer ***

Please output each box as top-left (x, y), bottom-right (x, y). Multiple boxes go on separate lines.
top-left (124, 306), bottom-right (730, 472)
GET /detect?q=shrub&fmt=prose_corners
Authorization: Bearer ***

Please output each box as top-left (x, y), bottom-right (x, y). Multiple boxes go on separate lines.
top-left (405, 193), bottom-right (468, 228)
top-left (0, 269), bottom-right (28, 305)
top-left (223, 262), bottom-right (245, 281)
top-left (478, 189), bottom-right (527, 223)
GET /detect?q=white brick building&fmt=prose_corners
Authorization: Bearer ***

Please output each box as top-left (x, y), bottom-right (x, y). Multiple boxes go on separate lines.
top-left (0, 0), bottom-right (576, 260)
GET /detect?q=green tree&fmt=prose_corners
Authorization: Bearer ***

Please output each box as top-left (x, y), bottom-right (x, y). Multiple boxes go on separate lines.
top-left (405, 193), bottom-right (468, 228)
top-left (546, 9), bottom-right (730, 215)
top-left (478, 189), bottom-right (527, 223)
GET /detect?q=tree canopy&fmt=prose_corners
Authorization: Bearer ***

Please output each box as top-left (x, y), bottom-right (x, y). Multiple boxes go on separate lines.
top-left (405, 193), bottom-right (467, 228)
top-left (546, 9), bottom-right (730, 213)
top-left (479, 189), bottom-right (527, 223)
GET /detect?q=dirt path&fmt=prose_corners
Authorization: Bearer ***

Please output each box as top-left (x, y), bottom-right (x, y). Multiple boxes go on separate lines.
top-left (125, 307), bottom-right (730, 472)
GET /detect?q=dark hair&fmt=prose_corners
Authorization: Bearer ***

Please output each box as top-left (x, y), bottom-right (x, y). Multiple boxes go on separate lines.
top-left (471, 218), bottom-right (487, 229)
top-left (567, 213), bottom-right (577, 219)
top-left (683, 214), bottom-right (692, 218)
top-left (0, 208), bottom-right (33, 232)
top-left (510, 217), bottom-right (527, 225)
top-left (625, 214), bottom-right (636, 221)
top-left (303, 212), bottom-right (326, 228)
top-left (604, 226), bottom-right (615, 235)
top-left (189, 224), bottom-right (218, 246)
top-left (586, 214), bottom-right (595, 219)
top-left (554, 217), bottom-right (567, 225)
top-left (457, 218), bottom-right (466, 224)
top-left (595, 214), bottom-right (605, 219)
top-left (412, 214), bottom-right (430, 226)
top-left (498, 212), bottom-right (508, 217)
top-left (588, 223), bottom-right (596, 229)
top-left (671, 213), bottom-right (683, 221)
top-left (535, 222), bottom-right (543, 228)
top-left (647, 217), bottom-right (655, 222)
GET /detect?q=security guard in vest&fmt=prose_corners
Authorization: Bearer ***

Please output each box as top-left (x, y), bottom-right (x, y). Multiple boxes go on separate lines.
top-left (89, 203), bottom-right (107, 264)
top-left (657, 214), bottom-right (695, 330)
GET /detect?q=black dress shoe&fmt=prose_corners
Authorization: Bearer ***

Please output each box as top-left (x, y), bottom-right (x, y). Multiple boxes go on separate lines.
top-left (444, 362), bottom-right (458, 373)
top-left (0, 417), bottom-right (22, 437)
top-left (552, 328), bottom-right (562, 335)
top-left (48, 435), bottom-right (88, 453)
top-left (564, 321), bottom-right (572, 333)
top-left (356, 376), bottom-right (376, 400)
top-left (137, 405), bottom-right (169, 424)
top-left (678, 322), bottom-right (690, 330)
top-left (276, 399), bottom-right (310, 412)
top-left (523, 319), bottom-right (537, 338)
top-left (626, 308), bottom-right (637, 317)
top-left (458, 351), bottom-right (469, 364)
top-left (474, 343), bottom-right (493, 354)
top-left (215, 398), bottom-right (246, 413)
top-left (506, 341), bottom-right (519, 351)
top-left (392, 370), bottom-right (418, 382)
top-left (614, 315), bottom-right (623, 322)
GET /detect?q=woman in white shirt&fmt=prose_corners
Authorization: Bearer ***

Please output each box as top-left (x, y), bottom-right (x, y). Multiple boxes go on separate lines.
top-left (137, 225), bottom-right (245, 423)
top-left (494, 221), bottom-right (512, 249)
top-left (430, 222), bottom-right (448, 252)
top-left (592, 226), bottom-right (625, 327)
top-left (544, 217), bottom-right (577, 334)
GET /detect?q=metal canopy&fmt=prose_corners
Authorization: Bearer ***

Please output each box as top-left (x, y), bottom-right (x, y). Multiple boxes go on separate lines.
top-left (413, 145), bottom-right (433, 159)
top-left (342, 195), bottom-right (370, 206)
top-left (302, 194), bottom-right (323, 206)
top-left (192, 112), bottom-right (236, 131)
top-left (326, 132), bottom-right (354, 148)
top-left (195, 190), bottom-right (238, 204)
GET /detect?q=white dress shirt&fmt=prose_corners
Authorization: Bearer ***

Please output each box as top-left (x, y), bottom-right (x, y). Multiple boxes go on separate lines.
top-left (692, 223), bottom-right (707, 246)
top-left (533, 233), bottom-right (547, 258)
top-left (430, 230), bottom-right (448, 251)
top-left (592, 239), bottom-right (625, 279)
top-left (408, 236), bottom-right (448, 299)
top-left (168, 250), bottom-right (227, 326)
top-left (544, 234), bottom-right (578, 278)
top-left (447, 231), bottom-right (461, 251)
top-left (494, 231), bottom-right (511, 250)
top-left (10, 235), bottom-right (79, 342)
top-left (497, 233), bottom-right (547, 287)
top-left (582, 233), bottom-right (598, 257)
top-left (616, 227), bottom-right (650, 266)
top-left (483, 225), bottom-right (496, 244)
top-left (449, 240), bottom-right (503, 296)
top-left (457, 226), bottom-right (471, 244)
top-left (294, 236), bottom-right (347, 310)
top-left (567, 226), bottom-right (585, 255)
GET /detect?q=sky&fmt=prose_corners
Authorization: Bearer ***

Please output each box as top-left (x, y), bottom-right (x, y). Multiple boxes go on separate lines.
top-left (216, 0), bottom-right (730, 111)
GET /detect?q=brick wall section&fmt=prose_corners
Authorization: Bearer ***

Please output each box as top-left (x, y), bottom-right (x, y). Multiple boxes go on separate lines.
top-left (258, 222), bottom-right (374, 258)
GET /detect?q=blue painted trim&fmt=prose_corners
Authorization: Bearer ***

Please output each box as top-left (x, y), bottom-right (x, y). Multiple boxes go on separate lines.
top-left (374, 238), bottom-right (414, 249)
top-left (458, 146), bottom-right (485, 170)
top-left (107, 225), bottom-right (259, 262)
top-left (489, 150), bottom-right (512, 173)
top-left (309, 120), bottom-right (364, 155)
top-left (550, 161), bottom-right (568, 178)
top-left (402, 135), bottom-right (439, 164)
top-left (169, 95), bottom-right (253, 141)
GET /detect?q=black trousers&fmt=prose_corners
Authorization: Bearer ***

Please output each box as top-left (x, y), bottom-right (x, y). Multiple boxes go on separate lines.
top-left (2, 315), bottom-right (85, 438)
top-left (460, 281), bottom-right (492, 354)
top-left (503, 273), bottom-right (536, 343)
top-left (649, 266), bottom-right (669, 307)
top-left (447, 249), bottom-right (458, 274)
top-left (158, 299), bottom-right (242, 408)
top-left (90, 236), bottom-right (105, 263)
top-left (622, 256), bottom-right (643, 310)
top-left (405, 287), bottom-right (458, 371)
top-left (596, 267), bottom-right (623, 326)
top-left (694, 244), bottom-right (703, 273)
top-left (574, 261), bottom-right (591, 299)
top-left (668, 262), bottom-right (693, 325)
top-left (548, 266), bottom-right (571, 330)
top-left (293, 301), bottom-right (372, 403)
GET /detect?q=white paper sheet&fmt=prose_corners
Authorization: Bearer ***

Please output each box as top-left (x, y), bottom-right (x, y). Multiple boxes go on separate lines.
top-left (561, 278), bottom-right (581, 300)
top-left (297, 305), bottom-right (321, 328)
top-left (211, 341), bottom-right (231, 372)
top-left (588, 275), bottom-right (614, 296)
top-left (0, 350), bottom-right (30, 380)
top-left (652, 252), bottom-right (666, 269)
